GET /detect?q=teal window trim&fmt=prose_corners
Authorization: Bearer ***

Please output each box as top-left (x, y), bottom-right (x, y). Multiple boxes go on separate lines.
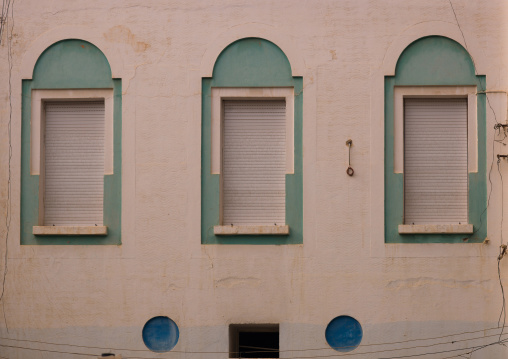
top-left (201, 38), bottom-right (303, 245)
top-left (384, 36), bottom-right (487, 243)
top-left (20, 40), bottom-right (121, 245)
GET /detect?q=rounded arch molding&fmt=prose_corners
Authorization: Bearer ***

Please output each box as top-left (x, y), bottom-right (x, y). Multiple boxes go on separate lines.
top-left (200, 23), bottom-right (305, 77)
top-left (381, 21), bottom-right (486, 76)
top-left (20, 26), bottom-right (126, 79)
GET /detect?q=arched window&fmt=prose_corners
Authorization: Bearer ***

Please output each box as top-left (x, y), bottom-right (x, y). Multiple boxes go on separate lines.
top-left (201, 38), bottom-right (303, 244)
top-left (384, 36), bottom-right (486, 243)
top-left (21, 39), bottom-right (121, 245)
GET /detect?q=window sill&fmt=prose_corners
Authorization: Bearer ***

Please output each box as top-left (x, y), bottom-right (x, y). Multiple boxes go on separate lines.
top-left (214, 225), bottom-right (289, 236)
top-left (398, 224), bottom-right (473, 234)
top-left (33, 226), bottom-right (108, 236)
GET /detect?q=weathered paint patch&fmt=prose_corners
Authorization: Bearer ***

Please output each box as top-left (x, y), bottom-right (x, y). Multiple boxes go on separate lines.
top-left (214, 277), bottom-right (262, 289)
top-left (104, 25), bottom-right (151, 53)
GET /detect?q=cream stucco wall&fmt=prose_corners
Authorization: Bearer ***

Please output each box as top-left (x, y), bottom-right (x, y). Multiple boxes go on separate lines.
top-left (1, 1), bottom-right (508, 358)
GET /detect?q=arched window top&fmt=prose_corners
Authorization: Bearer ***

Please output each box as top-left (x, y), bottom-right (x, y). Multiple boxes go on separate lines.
top-left (394, 36), bottom-right (476, 85)
top-left (33, 39), bottom-right (112, 88)
top-left (212, 37), bottom-right (293, 87)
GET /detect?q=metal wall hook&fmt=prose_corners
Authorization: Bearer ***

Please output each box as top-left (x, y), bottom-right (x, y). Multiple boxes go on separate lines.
top-left (346, 139), bottom-right (354, 176)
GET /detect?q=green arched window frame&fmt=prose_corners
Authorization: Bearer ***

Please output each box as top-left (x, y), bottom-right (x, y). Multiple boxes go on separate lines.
top-left (21, 39), bottom-right (122, 245)
top-left (201, 38), bottom-right (303, 244)
top-left (384, 36), bottom-right (486, 243)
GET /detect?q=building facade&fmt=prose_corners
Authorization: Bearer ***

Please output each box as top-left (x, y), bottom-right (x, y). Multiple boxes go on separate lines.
top-left (1, 1), bottom-right (508, 358)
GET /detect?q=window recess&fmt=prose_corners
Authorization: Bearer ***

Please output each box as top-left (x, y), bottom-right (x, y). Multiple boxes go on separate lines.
top-left (215, 99), bottom-right (289, 235)
top-left (222, 100), bottom-right (286, 226)
top-left (400, 97), bottom-right (473, 234)
top-left (203, 81), bottom-right (301, 244)
top-left (34, 100), bottom-right (107, 235)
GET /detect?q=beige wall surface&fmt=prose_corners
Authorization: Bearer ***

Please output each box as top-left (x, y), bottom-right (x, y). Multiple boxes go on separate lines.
top-left (1, 1), bottom-right (508, 358)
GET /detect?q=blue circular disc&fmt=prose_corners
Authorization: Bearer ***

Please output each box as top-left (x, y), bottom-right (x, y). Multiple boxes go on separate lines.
top-left (142, 316), bottom-right (179, 352)
top-left (325, 315), bottom-right (363, 352)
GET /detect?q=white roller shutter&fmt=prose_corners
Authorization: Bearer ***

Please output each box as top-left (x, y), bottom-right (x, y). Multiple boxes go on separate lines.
top-left (43, 101), bottom-right (105, 226)
top-left (223, 100), bottom-right (286, 225)
top-left (404, 98), bottom-right (468, 225)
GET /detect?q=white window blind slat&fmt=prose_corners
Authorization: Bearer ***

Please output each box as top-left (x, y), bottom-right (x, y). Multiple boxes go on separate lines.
top-left (223, 100), bottom-right (286, 225)
top-left (43, 101), bottom-right (105, 226)
top-left (404, 98), bottom-right (468, 225)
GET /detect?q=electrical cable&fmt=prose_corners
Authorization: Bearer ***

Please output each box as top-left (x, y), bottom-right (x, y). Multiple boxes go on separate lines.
top-left (448, 0), bottom-right (507, 244)
top-left (498, 256), bottom-right (506, 342)
top-left (0, 1), bottom-right (6, 40)
top-left (497, 159), bottom-right (507, 342)
top-left (0, 0), bottom-right (10, 44)
top-left (450, 3), bottom-right (508, 358)
top-left (240, 332), bottom-right (508, 358)
top-left (440, 353), bottom-right (471, 359)
top-left (378, 341), bottom-right (505, 359)
top-left (477, 91), bottom-right (508, 94)
top-left (2, 325), bottom-right (508, 354)
top-left (496, 145), bottom-right (508, 349)
top-left (116, 339), bottom-right (508, 359)
top-left (448, 0), bottom-right (502, 127)
top-left (0, 0), bottom-right (13, 333)
top-left (0, 343), bottom-right (98, 356)
top-left (0, 343), bottom-right (488, 359)
top-left (445, 336), bottom-right (508, 359)
top-left (2, 332), bottom-right (508, 359)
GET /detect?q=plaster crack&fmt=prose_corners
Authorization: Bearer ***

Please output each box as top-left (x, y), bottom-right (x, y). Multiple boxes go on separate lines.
top-left (387, 277), bottom-right (493, 290)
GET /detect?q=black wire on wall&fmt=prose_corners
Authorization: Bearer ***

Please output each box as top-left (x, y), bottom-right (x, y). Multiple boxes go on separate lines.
top-left (0, 0), bottom-right (13, 333)
top-left (448, 4), bottom-right (508, 359)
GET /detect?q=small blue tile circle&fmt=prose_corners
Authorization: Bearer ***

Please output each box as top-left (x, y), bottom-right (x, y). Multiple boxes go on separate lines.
top-left (325, 315), bottom-right (363, 352)
top-left (142, 316), bottom-right (179, 352)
